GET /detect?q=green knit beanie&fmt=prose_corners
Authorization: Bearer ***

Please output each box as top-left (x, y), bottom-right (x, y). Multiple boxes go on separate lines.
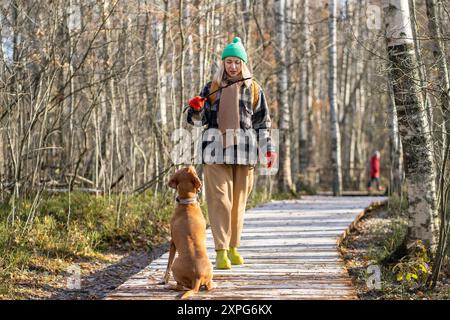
top-left (221, 37), bottom-right (248, 63)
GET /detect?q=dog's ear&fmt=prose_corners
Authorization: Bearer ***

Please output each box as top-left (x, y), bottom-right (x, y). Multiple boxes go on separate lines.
top-left (192, 176), bottom-right (202, 192)
top-left (168, 174), bottom-right (179, 189)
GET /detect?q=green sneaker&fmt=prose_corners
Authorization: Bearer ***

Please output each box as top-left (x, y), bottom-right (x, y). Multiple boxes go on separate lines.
top-left (228, 247), bottom-right (244, 265)
top-left (215, 249), bottom-right (231, 269)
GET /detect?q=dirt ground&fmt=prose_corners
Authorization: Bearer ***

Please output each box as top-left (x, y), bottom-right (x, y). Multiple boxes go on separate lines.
top-left (339, 205), bottom-right (450, 300)
top-left (3, 242), bottom-right (170, 300)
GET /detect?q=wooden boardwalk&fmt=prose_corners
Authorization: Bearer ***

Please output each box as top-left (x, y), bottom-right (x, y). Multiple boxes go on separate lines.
top-left (106, 195), bottom-right (386, 300)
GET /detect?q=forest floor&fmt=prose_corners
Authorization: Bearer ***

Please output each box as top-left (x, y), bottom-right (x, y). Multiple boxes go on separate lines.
top-left (340, 201), bottom-right (450, 300)
top-left (3, 246), bottom-right (167, 300)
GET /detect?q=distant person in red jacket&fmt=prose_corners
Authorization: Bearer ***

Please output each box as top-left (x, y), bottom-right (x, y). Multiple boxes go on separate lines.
top-left (367, 150), bottom-right (383, 193)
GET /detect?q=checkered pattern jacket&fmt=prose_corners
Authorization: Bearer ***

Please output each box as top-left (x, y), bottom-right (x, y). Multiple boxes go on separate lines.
top-left (187, 81), bottom-right (275, 165)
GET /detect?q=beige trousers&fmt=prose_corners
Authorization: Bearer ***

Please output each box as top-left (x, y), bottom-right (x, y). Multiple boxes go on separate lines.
top-left (203, 164), bottom-right (254, 250)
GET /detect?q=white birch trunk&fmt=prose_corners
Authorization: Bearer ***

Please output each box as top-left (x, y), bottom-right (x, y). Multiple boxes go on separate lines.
top-left (298, 0), bottom-right (311, 185)
top-left (328, 0), bottom-right (342, 196)
top-left (274, 0), bottom-right (294, 192)
top-left (384, 0), bottom-right (438, 250)
top-left (152, 11), bottom-right (167, 127)
top-left (409, 0), bottom-right (433, 135)
top-left (387, 83), bottom-right (404, 195)
top-left (183, 1), bottom-right (194, 98)
top-left (211, 0), bottom-right (223, 76)
top-left (242, 0), bottom-right (251, 46)
top-left (197, 0), bottom-right (205, 89)
top-left (286, 0), bottom-right (297, 183)
top-left (425, 0), bottom-right (450, 151)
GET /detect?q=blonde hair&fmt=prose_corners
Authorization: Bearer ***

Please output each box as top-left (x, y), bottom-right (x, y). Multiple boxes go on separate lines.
top-left (212, 60), bottom-right (253, 87)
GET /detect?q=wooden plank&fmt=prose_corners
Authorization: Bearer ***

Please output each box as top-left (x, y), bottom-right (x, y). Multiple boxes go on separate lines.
top-left (106, 196), bottom-right (386, 300)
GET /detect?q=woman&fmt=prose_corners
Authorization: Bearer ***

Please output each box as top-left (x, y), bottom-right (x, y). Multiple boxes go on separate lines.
top-left (186, 37), bottom-right (276, 269)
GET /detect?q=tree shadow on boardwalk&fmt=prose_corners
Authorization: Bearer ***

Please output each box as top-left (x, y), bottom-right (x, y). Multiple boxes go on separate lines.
top-left (50, 242), bottom-right (170, 300)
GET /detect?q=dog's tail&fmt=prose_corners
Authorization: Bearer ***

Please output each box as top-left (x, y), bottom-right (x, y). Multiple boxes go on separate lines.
top-left (180, 279), bottom-right (201, 299)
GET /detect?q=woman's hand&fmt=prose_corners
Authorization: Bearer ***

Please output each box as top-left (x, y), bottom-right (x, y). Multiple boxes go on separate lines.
top-left (188, 96), bottom-right (207, 111)
top-left (266, 151), bottom-right (277, 169)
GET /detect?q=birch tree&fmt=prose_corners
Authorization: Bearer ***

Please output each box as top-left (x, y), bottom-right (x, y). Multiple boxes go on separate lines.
top-left (384, 0), bottom-right (438, 250)
top-left (242, 0), bottom-right (251, 45)
top-left (328, 0), bottom-right (342, 196)
top-left (298, 0), bottom-right (311, 185)
top-left (274, 0), bottom-right (294, 193)
top-left (425, 0), bottom-right (450, 289)
top-left (425, 0), bottom-right (450, 152)
top-left (387, 84), bottom-right (404, 195)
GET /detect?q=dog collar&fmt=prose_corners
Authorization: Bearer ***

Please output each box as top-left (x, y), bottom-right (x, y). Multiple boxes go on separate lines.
top-left (176, 196), bottom-right (199, 205)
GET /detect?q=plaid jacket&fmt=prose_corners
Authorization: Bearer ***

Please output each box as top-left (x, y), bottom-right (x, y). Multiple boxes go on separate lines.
top-left (187, 81), bottom-right (275, 165)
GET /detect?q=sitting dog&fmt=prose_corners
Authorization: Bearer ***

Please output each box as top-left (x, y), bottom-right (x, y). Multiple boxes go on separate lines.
top-left (164, 166), bottom-right (214, 299)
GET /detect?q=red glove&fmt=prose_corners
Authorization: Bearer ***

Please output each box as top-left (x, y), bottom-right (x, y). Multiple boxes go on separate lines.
top-left (188, 96), bottom-right (207, 111)
top-left (266, 151), bottom-right (277, 169)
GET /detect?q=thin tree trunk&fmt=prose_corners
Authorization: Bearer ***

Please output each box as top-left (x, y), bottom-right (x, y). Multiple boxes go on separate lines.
top-left (425, 0), bottom-right (450, 289)
top-left (285, 0), bottom-right (297, 184)
top-left (425, 0), bottom-right (450, 152)
top-left (328, 0), bottom-right (342, 196)
top-left (178, 0), bottom-right (186, 133)
top-left (298, 0), bottom-right (311, 187)
top-left (153, 2), bottom-right (167, 128)
top-left (387, 83), bottom-right (404, 195)
top-left (151, 3), bottom-right (167, 181)
top-left (184, 1), bottom-right (194, 99)
top-left (211, 0), bottom-right (224, 76)
top-left (197, 0), bottom-right (205, 90)
top-left (242, 0), bottom-right (251, 46)
top-left (409, 0), bottom-right (433, 134)
top-left (274, 0), bottom-right (294, 193)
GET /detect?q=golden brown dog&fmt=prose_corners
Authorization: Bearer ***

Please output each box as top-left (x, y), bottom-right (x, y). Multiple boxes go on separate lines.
top-left (164, 166), bottom-right (214, 299)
